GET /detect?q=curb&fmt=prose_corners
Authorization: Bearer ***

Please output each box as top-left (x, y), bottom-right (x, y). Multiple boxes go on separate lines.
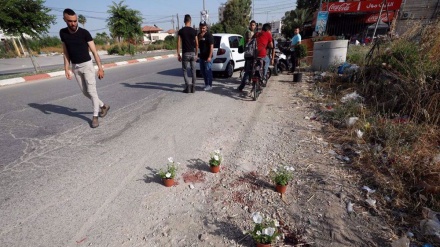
top-left (0, 54), bottom-right (177, 87)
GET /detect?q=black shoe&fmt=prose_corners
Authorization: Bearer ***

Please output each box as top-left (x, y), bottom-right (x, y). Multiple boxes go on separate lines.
top-left (182, 86), bottom-right (190, 93)
top-left (191, 84), bottom-right (195, 93)
top-left (237, 87), bottom-right (243, 92)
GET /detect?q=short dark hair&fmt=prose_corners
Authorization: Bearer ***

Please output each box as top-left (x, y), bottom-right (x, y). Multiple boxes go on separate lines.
top-left (250, 20), bottom-right (256, 25)
top-left (199, 21), bottom-right (207, 27)
top-left (63, 8), bottom-right (76, 16)
top-left (262, 23), bottom-right (271, 32)
top-left (184, 14), bottom-right (191, 23)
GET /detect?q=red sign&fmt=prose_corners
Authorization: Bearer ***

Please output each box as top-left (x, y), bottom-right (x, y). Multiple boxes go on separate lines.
top-left (365, 11), bottom-right (395, 23)
top-left (322, 0), bottom-right (402, 13)
top-left (360, 0), bottom-right (402, 12)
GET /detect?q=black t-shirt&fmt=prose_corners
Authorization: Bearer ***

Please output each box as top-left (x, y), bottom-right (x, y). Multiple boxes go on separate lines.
top-left (59, 27), bottom-right (93, 64)
top-left (198, 32), bottom-right (214, 60)
top-left (178, 26), bottom-right (197, 53)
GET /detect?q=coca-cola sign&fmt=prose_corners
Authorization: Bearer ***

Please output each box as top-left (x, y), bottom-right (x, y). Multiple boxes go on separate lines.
top-left (323, 0), bottom-right (402, 13)
top-left (323, 2), bottom-right (359, 13)
top-left (365, 11), bottom-right (395, 23)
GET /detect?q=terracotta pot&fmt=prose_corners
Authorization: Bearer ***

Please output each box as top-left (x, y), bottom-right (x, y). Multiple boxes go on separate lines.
top-left (276, 184), bottom-right (288, 194)
top-left (163, 178), bottom-right (174, 187)
top-left (256, 242), bottom-right (271, 247)
top-left (210, 165), bottom-right (220, 173)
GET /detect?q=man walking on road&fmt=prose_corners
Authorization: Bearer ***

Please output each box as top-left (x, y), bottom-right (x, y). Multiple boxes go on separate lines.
top-left (60, 8), bottom-right (110, 128)
top-left (198, 21), bottom-right (214, 91)
top-left (177, 14), bottom-right (198, 93)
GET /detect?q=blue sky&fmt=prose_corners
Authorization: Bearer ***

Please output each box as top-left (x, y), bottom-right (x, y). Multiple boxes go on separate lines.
top-left (44, 0), bottom-right (296, 37)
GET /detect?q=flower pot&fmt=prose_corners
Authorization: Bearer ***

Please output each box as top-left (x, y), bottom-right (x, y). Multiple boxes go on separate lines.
top-left (256, 242), bottom-right (271, 247)
top-left (275, 184), bottom-right (288, 194)
top-left (163, 178), bottom-right (174, 187)
top-left (210, 165), bottom-right (220, 173)
top-left (293, 72), bottom-right (302, 82)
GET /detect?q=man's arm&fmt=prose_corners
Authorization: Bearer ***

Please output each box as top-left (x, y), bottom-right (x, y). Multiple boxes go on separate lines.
top-left (61, 42), bottom-right (72, 80)
top-left (88, 40), bottom-right (104, 80)
top-left (194, 34), bottom-right (199, 59)
top-left (177, 35), bottom-right (182, 62)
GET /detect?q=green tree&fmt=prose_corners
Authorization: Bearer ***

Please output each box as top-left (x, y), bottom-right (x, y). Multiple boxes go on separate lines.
top-left (94, 32), bottom-right (112, 46)
top-left (281, 8), bottom-right (312, 39)
top-left (0, 0), bottom-right (55, 73)
top-left (221, 0), bottom-right (252, 34)
top-left (78, 14), bottom-right (86, 27)
top-left (296, 0), bottom-right (320, 11)
top-left (107, 0), bottom-right (143, 44)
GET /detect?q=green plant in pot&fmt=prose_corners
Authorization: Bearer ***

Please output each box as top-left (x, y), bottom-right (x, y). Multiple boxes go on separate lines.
top-left (293, 44), bottom-right (307, 82)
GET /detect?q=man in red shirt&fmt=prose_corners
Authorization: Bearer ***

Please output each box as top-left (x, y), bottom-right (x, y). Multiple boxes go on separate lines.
top-left (255, 23), bottom-right (274, 78)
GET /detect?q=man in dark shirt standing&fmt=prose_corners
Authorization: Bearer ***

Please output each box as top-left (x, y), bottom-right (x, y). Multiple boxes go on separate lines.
top-left (60, 8), bottom-right (109, 128)
top-left (177, 14), bottom-right (198, 93)
top-left (197, 21), bottom-right (214, 91)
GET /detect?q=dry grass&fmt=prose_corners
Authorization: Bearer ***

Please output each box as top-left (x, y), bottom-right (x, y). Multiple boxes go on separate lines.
top-left (313, 20), bottom-right (440, 244)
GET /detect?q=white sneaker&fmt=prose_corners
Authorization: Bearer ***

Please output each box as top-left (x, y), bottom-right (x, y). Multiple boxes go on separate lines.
top-left (204, 86), bottom-right (212, 91)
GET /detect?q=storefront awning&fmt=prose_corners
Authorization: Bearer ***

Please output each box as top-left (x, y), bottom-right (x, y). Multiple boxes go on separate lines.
top-left (322, 0), bottom-right (402, 13)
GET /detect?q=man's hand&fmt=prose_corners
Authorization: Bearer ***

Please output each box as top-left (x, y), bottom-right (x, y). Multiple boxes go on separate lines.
top-left (177, 54), bottom-right (182, 62)
top-left (65, 70), bottom-right (72, 80)
top-left (97, 68), bottom-right (104, 80)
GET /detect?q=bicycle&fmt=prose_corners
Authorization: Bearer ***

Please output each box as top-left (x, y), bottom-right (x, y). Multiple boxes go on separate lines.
top-left (250, 58), bottom-right (267, 101)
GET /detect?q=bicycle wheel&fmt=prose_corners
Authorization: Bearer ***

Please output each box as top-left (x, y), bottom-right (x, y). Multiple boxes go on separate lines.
top-left (252, 82), bottom-right (257, 101)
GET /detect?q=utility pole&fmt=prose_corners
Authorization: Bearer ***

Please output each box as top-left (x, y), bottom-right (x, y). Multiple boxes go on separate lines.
top-left (171, 15), bottom-right (175, 30)
top-left (176, 14), bottom-right (180, 30)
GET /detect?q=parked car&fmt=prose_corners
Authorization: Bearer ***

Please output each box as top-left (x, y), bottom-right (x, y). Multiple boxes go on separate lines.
top-left (196, 33), bottom-right (245, 78)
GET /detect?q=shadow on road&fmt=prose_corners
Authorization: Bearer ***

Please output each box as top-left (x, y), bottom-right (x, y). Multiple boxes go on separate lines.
top-left (143, 166), bottom-right (162, 184)
top-left (121, 82), bottom-right (183, 92)
top-left (28, 103), bottom-right (92, 123)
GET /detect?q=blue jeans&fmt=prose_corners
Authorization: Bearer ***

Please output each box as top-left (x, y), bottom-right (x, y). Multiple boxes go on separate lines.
top-left (199, 59), bottom-right (213, 87)
top-left (182, 52), bottom-right (196, 86)
top-left (263, 56), bottom-right (270, 77)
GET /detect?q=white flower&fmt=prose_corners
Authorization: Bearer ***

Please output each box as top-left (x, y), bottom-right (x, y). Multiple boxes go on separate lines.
top-left (252, 212), bottom-right (263, 224)
top-left (262, 227), bottom-right (276, 236)
top-left (288, 166), bottom-right (295, 171)
top-left (168, 157), bottom-right (173, 163)
top-left (176, 162), bottom-right (181, 165)
top-left (256, 231), bottom-right (261, 236)
top-left (214, 149), bottom-right (220, 154)
top-left (273, 219), bottom-right (280, 227)
top-left (214, 155), bottom-right (219, 161)
top-left (165, 172), bottom-right (171, 178)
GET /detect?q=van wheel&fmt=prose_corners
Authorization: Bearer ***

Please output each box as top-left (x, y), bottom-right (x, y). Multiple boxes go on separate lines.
top-left (224, 62), bottom-right (234, 78)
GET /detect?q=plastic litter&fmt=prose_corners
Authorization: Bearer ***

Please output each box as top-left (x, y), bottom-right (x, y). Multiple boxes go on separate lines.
top-left (347, 117), bottom-right (359, 126)
top-left (391, 236), bottom-right (410, 247)
top-left (347, 201), bottom-right (354, 213)
top-left (365, 198), bottom-right (376, 208)
top-left (362, 186), bottom-right (376, 194)
top-left (356, 129), bottom-right (364, 138)
top-left (420, 207), bottom-right (440, 243)
top-left (341, 91), bottom-right (364, 103)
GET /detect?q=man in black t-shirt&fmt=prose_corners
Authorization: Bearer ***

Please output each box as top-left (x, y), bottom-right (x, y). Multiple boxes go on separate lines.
top-left (60, 8), bottom-right (109, 128)
top-left (198, 21), bottom-right (214, 91)
top-left (177, 14), bottom-right (198, 93)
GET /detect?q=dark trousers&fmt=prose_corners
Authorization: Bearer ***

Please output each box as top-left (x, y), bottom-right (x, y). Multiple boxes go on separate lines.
top-left (290, 51), bottom-right (298, 73)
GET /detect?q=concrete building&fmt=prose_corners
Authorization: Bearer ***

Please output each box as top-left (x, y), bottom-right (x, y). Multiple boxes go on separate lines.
top-left (142, 26), bottom-right (175, 44)
top-left (396, 0), bottom-right (440, 35)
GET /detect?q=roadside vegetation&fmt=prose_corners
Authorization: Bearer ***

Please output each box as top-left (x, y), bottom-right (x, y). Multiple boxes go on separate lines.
top-left (313, 20), bottom-right (440, 244)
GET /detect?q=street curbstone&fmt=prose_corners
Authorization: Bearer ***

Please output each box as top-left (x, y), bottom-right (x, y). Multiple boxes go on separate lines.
top-left (0, 53), bottom-right (177, 87)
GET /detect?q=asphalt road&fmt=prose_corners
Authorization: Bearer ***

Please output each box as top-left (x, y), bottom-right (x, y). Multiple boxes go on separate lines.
top-left (0, 57), bottom-right (254, 246)
top-left (0, 50), bottom-right (175, 76)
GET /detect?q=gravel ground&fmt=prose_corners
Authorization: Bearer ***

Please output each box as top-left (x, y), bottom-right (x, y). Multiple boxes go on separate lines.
top-left (132, 72), bottom-right (392, 247)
